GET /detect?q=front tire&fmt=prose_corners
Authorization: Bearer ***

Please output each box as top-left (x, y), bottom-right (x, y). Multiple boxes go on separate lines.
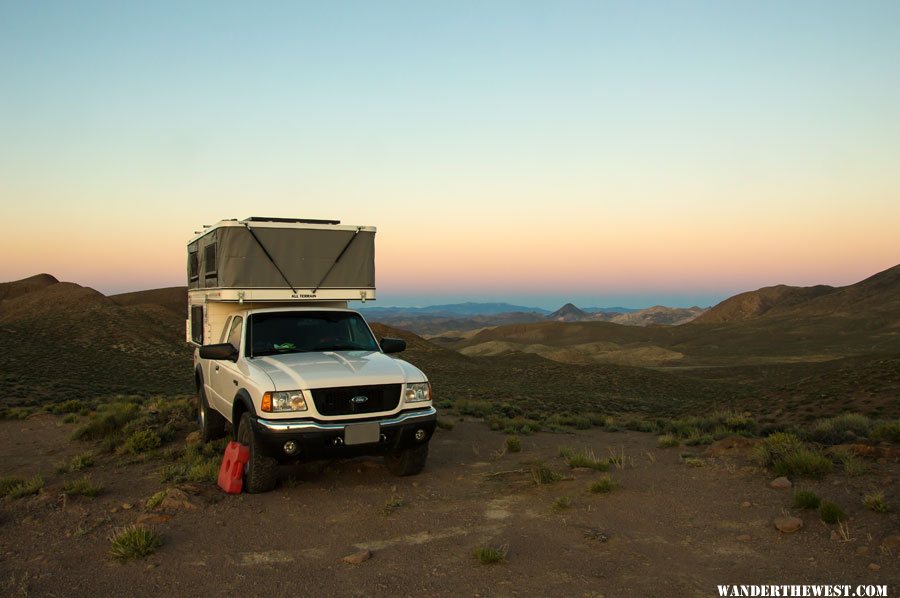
top-left (236, 412), bottom-right (277, 493)
top-left (198, 386), bottom-right (226, 443)
top-left (385, 442), bottom-right (429, 476)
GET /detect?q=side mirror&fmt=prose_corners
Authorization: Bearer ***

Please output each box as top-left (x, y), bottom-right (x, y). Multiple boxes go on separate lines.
top-left (199, 343), bottom-right (239, 362)
top-left (380, 337), bottom-right (406, 354)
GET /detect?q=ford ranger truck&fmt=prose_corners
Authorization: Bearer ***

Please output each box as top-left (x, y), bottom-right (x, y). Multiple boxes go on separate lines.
top-left (194, 306), bottom-right (436, 493)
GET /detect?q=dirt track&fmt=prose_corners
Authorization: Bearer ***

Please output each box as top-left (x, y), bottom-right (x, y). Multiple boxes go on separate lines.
top-left (1, 415), bottom-right (898, 597)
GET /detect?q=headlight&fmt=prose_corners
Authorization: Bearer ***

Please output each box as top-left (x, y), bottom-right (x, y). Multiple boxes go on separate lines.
top-left (261, 390), bottom-right (308, 412)
top-left (405, 382), bottom-right (431, 403)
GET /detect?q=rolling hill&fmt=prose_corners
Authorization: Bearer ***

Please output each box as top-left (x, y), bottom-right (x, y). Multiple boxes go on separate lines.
top-left (0, 277), bottom-right (191, 404)
top-left (695, 264), bottom-right (900, 323)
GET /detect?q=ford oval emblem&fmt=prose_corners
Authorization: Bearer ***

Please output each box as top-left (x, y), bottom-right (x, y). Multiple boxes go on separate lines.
top-left (350, 395), bottom-right (369, 404)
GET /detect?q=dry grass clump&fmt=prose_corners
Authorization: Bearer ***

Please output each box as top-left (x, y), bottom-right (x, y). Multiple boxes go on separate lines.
top-left (109, 525), bottom-right (163, 560)
top-left (863, 491), bottom-right (890, 513)
top-left (62, 476), bottom-right (104, 497)
top-left (559, 447), bottom-right (608, 471)
top-left (1, 475), bottom-right (44, 499)
top-left (793, 490), bottom-right (821, 509)
top-left (530, 462), bottom-right (569, 486)
top-left (588, 476), bottom-right (619, 494)
top-left (819, 500), bottom-right (846, 524)
top-left (473, 544), bottom-right (508, 564)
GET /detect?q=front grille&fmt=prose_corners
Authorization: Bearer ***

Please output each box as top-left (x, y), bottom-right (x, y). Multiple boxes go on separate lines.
top-left (310, 384), bottom-right (402, 416)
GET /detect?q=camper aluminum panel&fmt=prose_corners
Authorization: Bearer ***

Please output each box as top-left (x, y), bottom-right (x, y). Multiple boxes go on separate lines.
top-left (187, 219), bottom-right (376, 298)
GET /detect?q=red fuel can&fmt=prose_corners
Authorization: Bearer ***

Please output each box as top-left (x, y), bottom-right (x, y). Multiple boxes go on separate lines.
top-left (217, 441), bottom-right (250, 494)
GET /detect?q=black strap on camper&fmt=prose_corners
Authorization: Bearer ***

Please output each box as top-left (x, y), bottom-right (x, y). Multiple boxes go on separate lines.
top-left (242, 223), bottom-right (298, 293)
top-left (312, 227), bottom-right (361, 292)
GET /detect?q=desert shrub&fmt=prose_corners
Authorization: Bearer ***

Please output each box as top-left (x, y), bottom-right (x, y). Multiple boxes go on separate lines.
top-left (473, 545), bottom-right (507, 564)
top-left (71, 402), bottom-right (141, 442)
top-left (753, 432), bottom-right (806, 466)
top-left (552, 496), bottom-right (572, 512)
top-left (62, 414), bottom-right (77, 424)
top-left (588, 476), bottom-right (619, 493)
top-left (453, 399), bottom-right (494, 419)
top-left (490, 416), bottom-right (540, 435)
top-left (530, 462), bottom-right (568, 485)
top-left (773, 449), bottom-right (833, 479)
top-left (436, 418), bottom-right (454, 431)
top-left (623, 419), bottom-right (658, 433)
top-left (559, 448), bottom-right (608, 471)
top-left (51, 399), bottom-right (85, 415)
top-left (122, 429), bottom-right (162, 454)
top-left (160, 437), bottom-right (226, 483)
top-left (793, 490), bottom-right (821, 509)
top-left (0, 476), bottom-right (27, 497)
top-left (0, 407), bottom-right (35, 420)
top-left (839, 453), bottom-right (868, 477)
top-left (63, 477), bottom-right (104, 497)
top-left (57, 452), bottom-right (95, 474)
top-left (657, 434), bottom-right (679, 448)
top-left (684, 432), bottom-right (714, 446)
top-left (819, 500), bottom-right (846, 524)
top-left (146, 490), bottom-right (167, 510)
top-left (505, 436), bottom-right (521, 453)
top-left (109, 525), bottom-right (163, 560)
top-left (871, 419), bottom-right (900, 443)
top-left (807, 413), bottom-right (873, 444)
top-left (3, 475), bottom-right (44, 499)
top-left (382, 495), bottom-right (404, 516)
top-left (587, 413), bottom-right (608, 427)
top-left (863, 492), bottom-right (889, 513)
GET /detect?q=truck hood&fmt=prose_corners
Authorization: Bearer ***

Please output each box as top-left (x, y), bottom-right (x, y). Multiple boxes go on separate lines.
top-left (249, 351), bottom-right (426, 390)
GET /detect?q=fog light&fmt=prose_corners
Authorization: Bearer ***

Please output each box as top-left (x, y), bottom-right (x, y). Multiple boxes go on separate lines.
top-left (414, 428), bottom-right (427, 441)
top-left (283, 441), bottom-right (298, 455)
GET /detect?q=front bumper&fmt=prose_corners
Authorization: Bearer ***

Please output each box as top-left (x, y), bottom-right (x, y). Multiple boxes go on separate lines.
top-left (252, 406), bottom-right (437, 460)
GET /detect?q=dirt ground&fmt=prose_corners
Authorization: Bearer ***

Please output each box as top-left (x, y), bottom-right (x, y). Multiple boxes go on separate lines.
top-left (1, 415), bottom-right (897, 597)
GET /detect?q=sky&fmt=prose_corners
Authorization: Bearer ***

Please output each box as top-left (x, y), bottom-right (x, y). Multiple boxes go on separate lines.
top-left (1, 1), bottom-right (898, 310)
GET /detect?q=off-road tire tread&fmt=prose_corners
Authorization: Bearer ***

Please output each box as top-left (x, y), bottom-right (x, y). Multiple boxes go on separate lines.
top-left (198, 387), bottom-right (226, 443)
top-left (237, 412), bottom-right (277, 493)
top-left (385, 442), bottom-right (429, 476)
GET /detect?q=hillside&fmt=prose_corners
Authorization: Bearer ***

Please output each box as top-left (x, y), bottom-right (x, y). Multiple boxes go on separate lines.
top-left (0, 276), bottom-right (191, 405)
top-left (695, 264), bottom-right (900, 323)
top-left (110, 286), bottom-right (187, 315)
top-left (0, 273), bottom-right (58, 300)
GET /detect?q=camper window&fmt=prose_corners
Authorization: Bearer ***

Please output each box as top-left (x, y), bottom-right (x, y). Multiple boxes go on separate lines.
top-left (204, 243), bottom-right (217, 276)
top-left (188, 250), bottom-right (199, 281)
top-left (190, 306), bottom-right (204, 344)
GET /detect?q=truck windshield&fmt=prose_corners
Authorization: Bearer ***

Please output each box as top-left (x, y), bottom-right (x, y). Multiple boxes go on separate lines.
top-left (247, 311), bottom-right (380, 357)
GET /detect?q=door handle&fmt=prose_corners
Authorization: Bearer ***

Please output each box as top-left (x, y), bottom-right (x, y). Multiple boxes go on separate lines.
top-left (215, 365), bottom-right (219, 372)
top-left (233, 380), bottom-right (238, 386)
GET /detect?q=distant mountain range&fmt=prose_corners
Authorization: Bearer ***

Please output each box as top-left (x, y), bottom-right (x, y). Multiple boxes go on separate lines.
top-left (362, 301), bottom-right (704, 335)
top-left (1, 264), bottom-right (897, 421)
top-left (358, 302), bottom-right (549, 316)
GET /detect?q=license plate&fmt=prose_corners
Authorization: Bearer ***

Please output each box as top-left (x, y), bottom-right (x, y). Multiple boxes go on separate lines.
top-left (344, 422), bottom-right (380, 445)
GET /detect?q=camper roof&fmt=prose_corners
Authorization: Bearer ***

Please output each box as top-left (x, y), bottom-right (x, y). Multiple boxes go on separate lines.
top-left (188, 217), bottom-right (374, 244)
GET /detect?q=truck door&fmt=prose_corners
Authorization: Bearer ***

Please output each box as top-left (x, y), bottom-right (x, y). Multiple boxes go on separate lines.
top-left (209, 315), bottom-right (244, 418)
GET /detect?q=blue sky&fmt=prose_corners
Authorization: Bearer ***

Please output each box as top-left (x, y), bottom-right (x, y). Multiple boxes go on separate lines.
top-left (1, 1), bottom-right (898, 309)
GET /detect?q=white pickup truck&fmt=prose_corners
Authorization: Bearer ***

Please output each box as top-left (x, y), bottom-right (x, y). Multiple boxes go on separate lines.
top-left (187, 218), bottom-right (436, 492)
